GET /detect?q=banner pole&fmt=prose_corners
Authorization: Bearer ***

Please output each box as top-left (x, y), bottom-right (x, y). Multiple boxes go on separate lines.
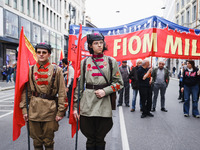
top-left (25, 83), bottom-right (30, 150)
top-left (75, 78), bottom-right (80, 150)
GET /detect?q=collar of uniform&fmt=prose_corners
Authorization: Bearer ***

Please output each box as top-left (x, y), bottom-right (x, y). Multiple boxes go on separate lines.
top-left (92, 54), bottom-right (104, 58)
top-left (36, 60), bottom-right (50, 69)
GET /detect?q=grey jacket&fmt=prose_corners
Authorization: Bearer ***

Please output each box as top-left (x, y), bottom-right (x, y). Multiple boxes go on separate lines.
top-left (151, 67), bottom-right (170, 86)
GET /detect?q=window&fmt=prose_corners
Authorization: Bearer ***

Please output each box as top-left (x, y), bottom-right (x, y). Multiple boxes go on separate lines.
top-left (176, 17), bottom-right (179, 25)
top-left (46, 8), bottom-right (49, 25)
top-left (50, 31), bottom-right (56, 48)
top-left (186, 9), bottom-right (190, 24)
top-left (182, 0), bottom-right (184, 8)
top-left (82, 15), bottom-right (85, 25)
top-left (57, 34), bottom-right (62, 49)
top-left (57, 0), bottom-right (59, 11)
top-left (13, 0), bottom-right (17, 9)
top-left (181, 13), bottom-right (184, 25)
top-left (60, 17), bottom-right (61, 31)
top-left (60, 0), bottom-right (61, 13)
top-left (32, 24), bottom-right (41, 44)
top-left (57, 16), bottom-right (59, 30)
top-left (42, 28), bottom-right (49, 43)
top-left (5, 11), bottom-right (19, 38)
top-left (5, 0), bottom-right (10, 5)
top-left (193, 4), bottom-right (197, 21)
top-left (21, 18), bottom-right (31, 40)
top-left (33, 0), bottom-right (36, 18)
top-left (50, 11), bottom-right (52, 27)
top-left (54, 13), bottom-right (56, 29)
top-left (21, 0), bottom-right (24, 13)
top-left (27, 0), bottom-right (30, 15)
top-left (38, 2), bottom-right (41, 21)
top-left (42, 5), bottom-right (45, 23)
top-left (176, 2), bottom-right (180, 13)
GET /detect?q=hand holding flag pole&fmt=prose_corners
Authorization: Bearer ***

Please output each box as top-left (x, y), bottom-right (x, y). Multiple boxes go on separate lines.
top-left (75, 77), bottom-right (81, 150)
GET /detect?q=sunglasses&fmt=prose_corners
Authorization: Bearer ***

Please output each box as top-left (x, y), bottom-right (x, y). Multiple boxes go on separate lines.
top-left (36, 51), bottom-right (48, 55)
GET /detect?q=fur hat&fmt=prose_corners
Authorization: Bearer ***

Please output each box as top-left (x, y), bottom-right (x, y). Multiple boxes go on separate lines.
top-left (35, 42), bottom-right (52, 54)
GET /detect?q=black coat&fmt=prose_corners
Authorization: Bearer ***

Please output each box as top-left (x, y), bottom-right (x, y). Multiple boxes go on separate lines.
top-left (129, 66), bottom-right (139, 89)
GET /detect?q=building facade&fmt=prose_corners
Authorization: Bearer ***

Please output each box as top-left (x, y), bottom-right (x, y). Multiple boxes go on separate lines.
top-left (162, 0), bottom-right (200, 76)
top-left (0, 0), bottom-right (86, 79)
top-left (176, 0), bottom-right (200, 71)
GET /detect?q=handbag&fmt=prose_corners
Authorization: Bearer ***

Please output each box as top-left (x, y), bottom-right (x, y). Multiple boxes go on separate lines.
top-left (91, 57), bottom-right (116, 110)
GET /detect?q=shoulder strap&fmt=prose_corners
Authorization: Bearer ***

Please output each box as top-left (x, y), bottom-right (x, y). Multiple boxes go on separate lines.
top-left (83, 57), bottom-right (89, 81)
top-left (31, 65), bottom-right (37, 92)
top-left (83, 58), bottom-right (88, 74)
top-left (50, 65), bottom-right (57, 94)
top-left (108, 57), bottom-right (113, 82)
top-left (92, 57), bottom-right (109, 85)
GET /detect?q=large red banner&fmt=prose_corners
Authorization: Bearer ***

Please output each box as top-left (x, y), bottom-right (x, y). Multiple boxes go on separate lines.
top-left (68, 25), bottom-right (200, 63)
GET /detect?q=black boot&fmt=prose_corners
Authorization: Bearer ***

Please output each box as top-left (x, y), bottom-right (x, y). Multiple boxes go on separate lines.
top-left (86, 146), bottom-right (96, 150)
top-left (96, 145), bottom-right (105, 150)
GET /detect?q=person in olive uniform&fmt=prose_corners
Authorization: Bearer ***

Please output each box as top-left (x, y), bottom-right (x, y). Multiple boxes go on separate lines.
top-left (73, 33), bottom-right (124, 150)
top-left (20, 43), bottom-right (67, 150)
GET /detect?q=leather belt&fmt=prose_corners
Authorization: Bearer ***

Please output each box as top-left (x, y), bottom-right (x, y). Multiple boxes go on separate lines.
top-left (86, 84), bottom-right (108, 90)
top-left (32, 92), bottom-right (56, 100)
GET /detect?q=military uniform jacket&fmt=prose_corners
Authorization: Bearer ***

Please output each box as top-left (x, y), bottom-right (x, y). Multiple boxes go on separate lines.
top-left (73, 54), bottom-right (124, 117)
top-left (20, 60), bottom-right (67, 122)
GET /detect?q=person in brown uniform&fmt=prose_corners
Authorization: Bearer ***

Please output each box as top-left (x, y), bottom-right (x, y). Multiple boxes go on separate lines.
top-left (20, 43), bottom-right (67, 150)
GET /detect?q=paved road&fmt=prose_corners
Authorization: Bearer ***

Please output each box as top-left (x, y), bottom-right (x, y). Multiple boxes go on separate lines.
top-left (0, 79), bottom-right (200, 150)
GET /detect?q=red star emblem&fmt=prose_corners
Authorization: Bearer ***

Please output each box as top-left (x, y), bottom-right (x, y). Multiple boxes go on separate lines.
top-left (115, 84), bottom-right (120, 90)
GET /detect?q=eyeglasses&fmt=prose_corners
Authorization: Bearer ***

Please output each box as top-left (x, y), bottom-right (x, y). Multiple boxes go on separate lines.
top-left (36, 51), bottom-right (48, 55)
top-left (93, 41), bottom-right (104, 45)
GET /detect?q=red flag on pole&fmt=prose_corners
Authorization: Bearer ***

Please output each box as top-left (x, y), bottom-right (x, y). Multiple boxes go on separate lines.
top-left (60, 49), bottom-right (64, 61)
top-left (69, 24), bottom-right (82, 138)
top-left (13, 27), bottom-right (37, 141)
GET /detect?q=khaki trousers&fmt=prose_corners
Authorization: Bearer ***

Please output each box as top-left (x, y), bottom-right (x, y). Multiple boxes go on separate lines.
top-left (29, 120), bottom-right (59, 150)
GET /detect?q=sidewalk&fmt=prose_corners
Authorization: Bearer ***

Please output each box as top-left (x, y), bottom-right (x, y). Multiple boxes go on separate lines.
top-left (0, 81), bottom-right (15, 91)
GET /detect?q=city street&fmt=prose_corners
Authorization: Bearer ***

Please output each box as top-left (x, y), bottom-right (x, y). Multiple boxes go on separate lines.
top-left (0, 79), bottom-right (200, 150)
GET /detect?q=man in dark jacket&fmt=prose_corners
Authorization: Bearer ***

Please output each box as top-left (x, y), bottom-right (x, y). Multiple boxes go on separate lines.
top-left (151, 60), bottom-right (170, 112)
top-left (129, 59), bottom-right (142, 112)
top-left (138, 59), bottom-right (154, 118)
top-left (117, 60), bottom-right (130, 107)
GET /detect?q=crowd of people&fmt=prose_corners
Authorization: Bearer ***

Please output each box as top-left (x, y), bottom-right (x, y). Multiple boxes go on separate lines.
top-left (1, 63), bottom-right (17, 83)
top-left (117, 58), bottom-right (200, 119)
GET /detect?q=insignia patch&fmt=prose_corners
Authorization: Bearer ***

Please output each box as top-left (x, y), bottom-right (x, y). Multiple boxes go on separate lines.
top-left (103, 61), bottom-right (107, 68)
top-left (115, 71), bottom-right (120, 77)
top-left (87, 64), bottom-right (92, 71)
top-left (34, 72), bottom-right (38, 80)
top-left (115, 84), bottom-right (120, 90)
top-left (111, 86), bottom-right (116, 92)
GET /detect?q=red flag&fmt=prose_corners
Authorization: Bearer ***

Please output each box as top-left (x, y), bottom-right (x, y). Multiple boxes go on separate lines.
top-left (60, 49), bottom-right (64, 61)
top-left (69, 24), bottom-right (82, 138)
top-left (13, 27), bottom-right (36, 141)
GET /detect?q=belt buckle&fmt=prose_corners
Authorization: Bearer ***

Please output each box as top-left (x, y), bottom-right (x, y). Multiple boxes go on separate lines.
top-left (92, 85), bottom-right (95, 89)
